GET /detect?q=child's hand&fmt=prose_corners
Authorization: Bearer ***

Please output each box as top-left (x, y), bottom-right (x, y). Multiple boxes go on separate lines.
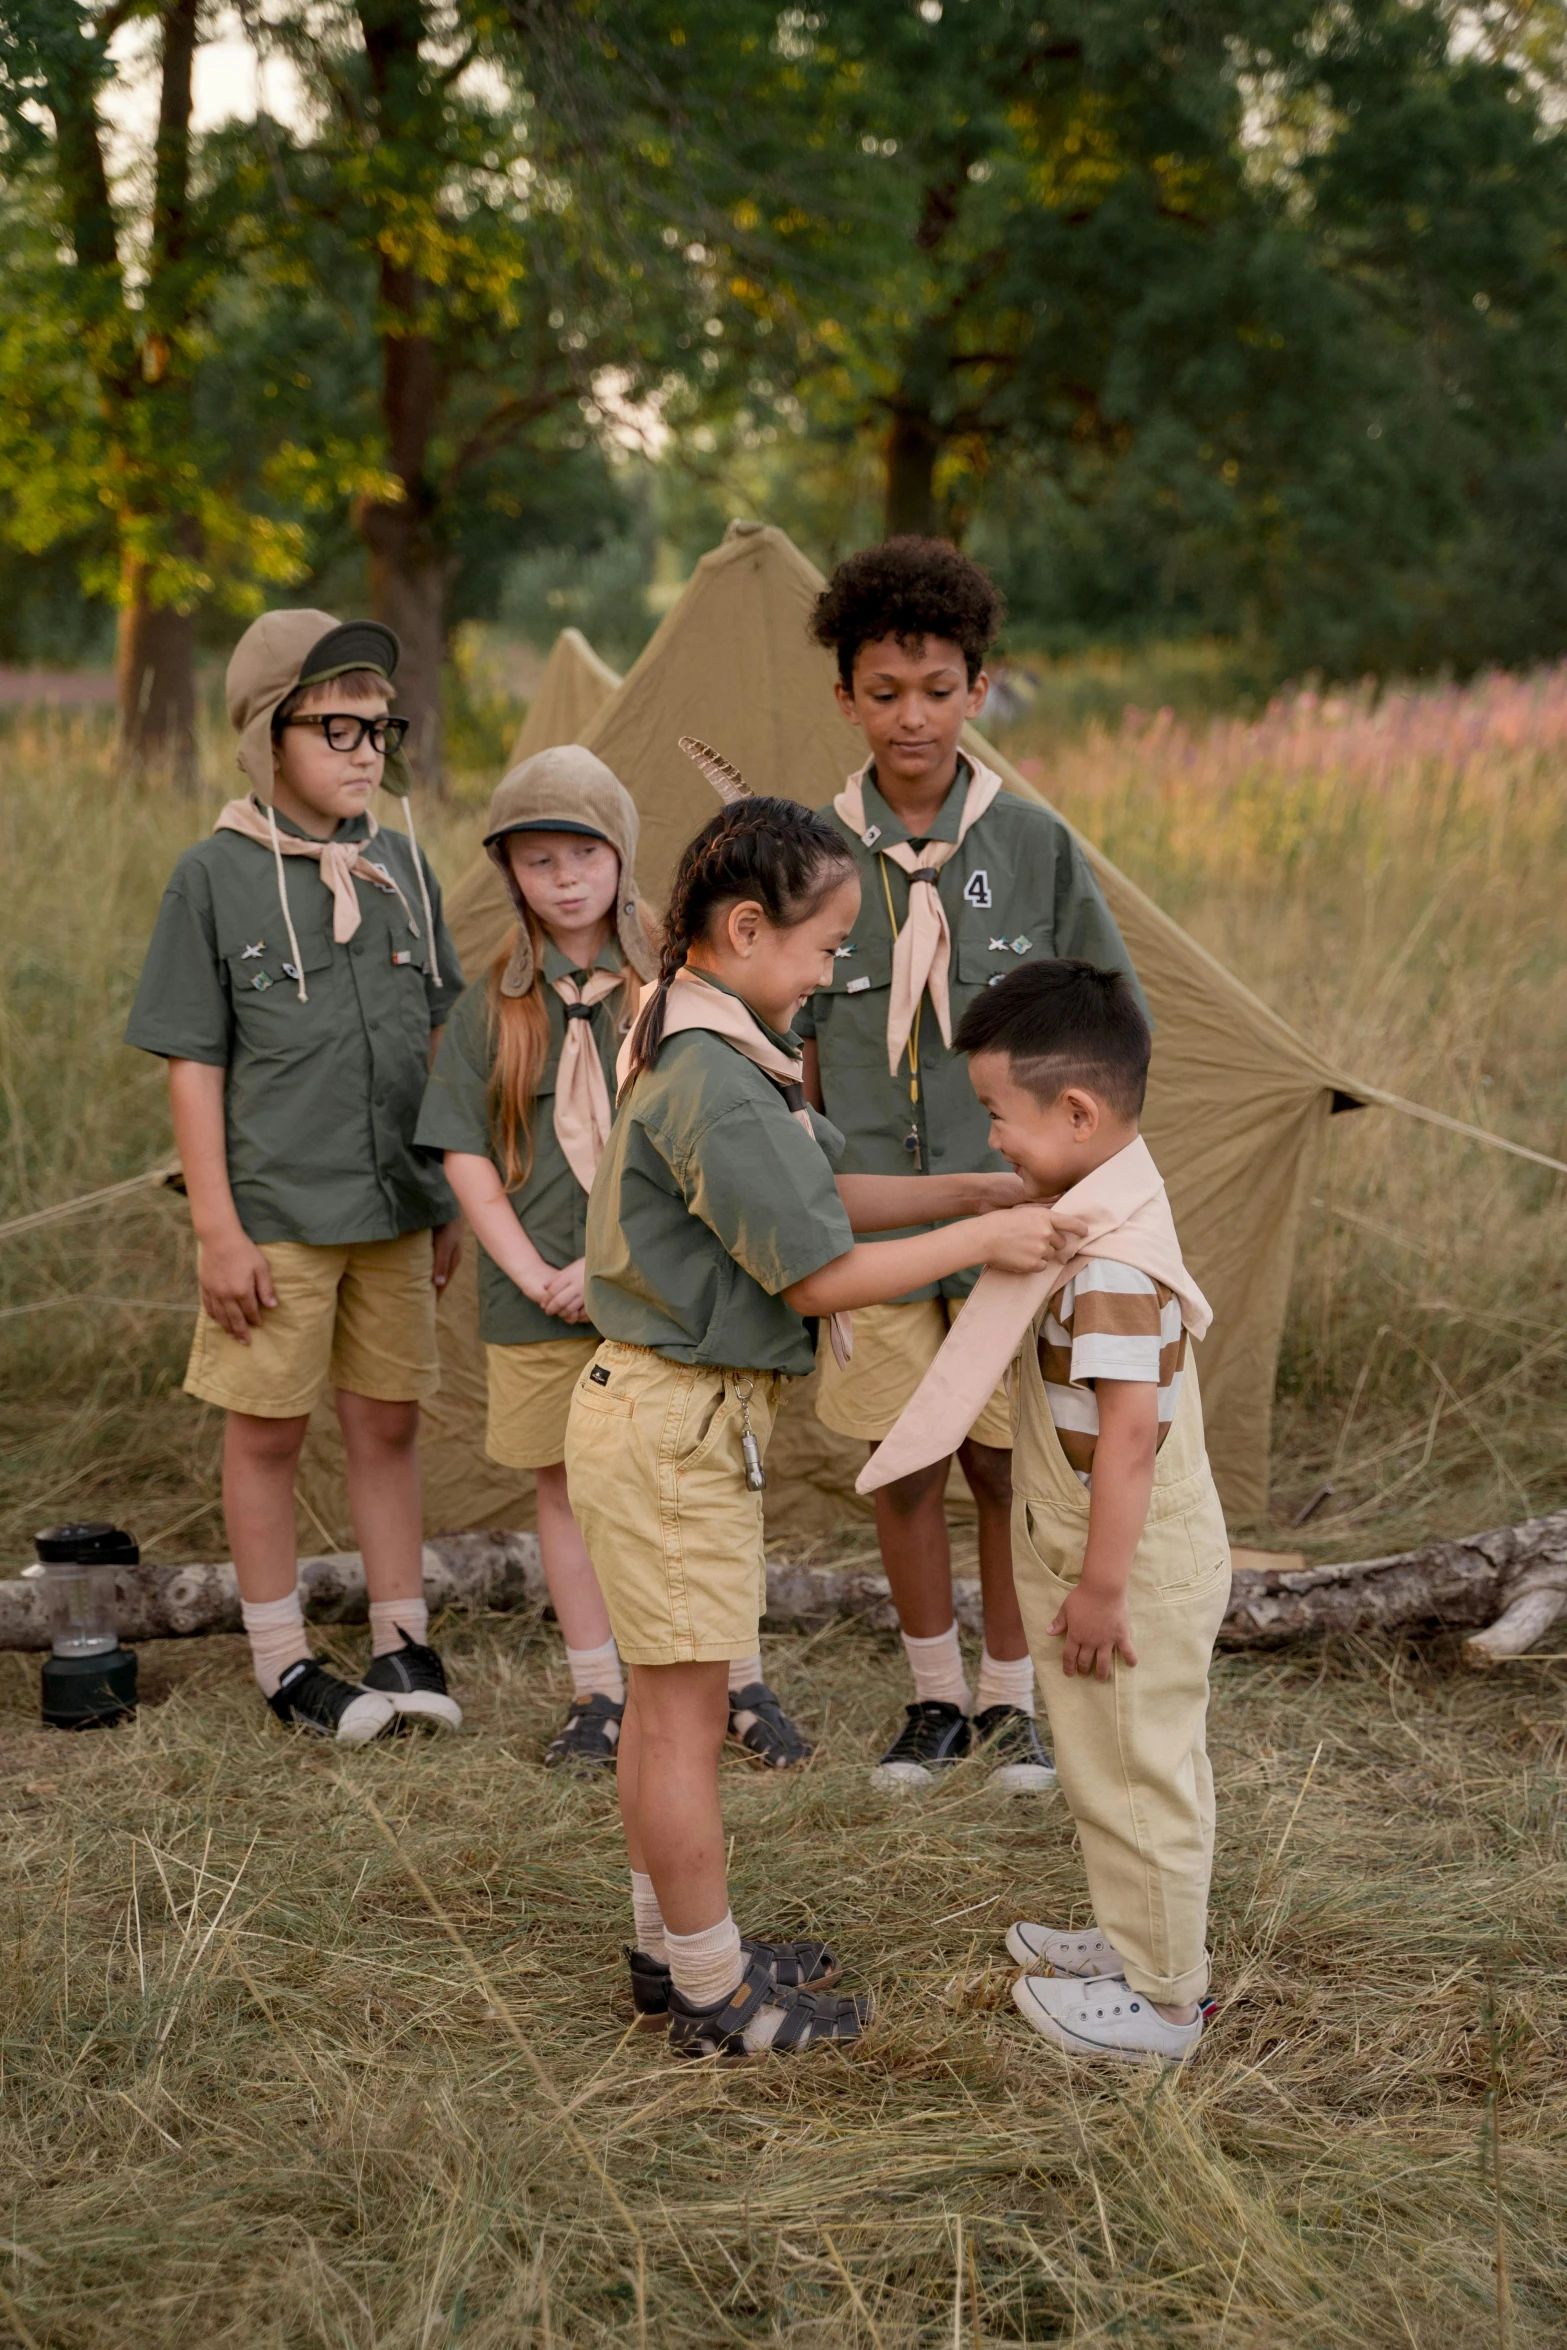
top-left (199, 1231), bottom-right (277, 1342)
top-left (980, 1203), bottom-right (1082, 1274)
top-left (431, 1218), bottom-right (463, 1292)
top-left (539, 1257), bottom-right (589, 1324)
top-left (1047, 1581), bottom-right (1138, 1681)
top-left (963, 1170), bottom-right (1027, 1212)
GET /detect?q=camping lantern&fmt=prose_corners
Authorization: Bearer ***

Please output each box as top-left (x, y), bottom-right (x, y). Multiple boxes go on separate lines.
top-left (28, 1524), bottom-right (139, 1729)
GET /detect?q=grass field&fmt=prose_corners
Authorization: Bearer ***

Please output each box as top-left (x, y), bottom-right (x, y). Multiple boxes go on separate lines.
top-left (0, 1613), bottom-right (1562, 2347)
top-left (0, 674), bottom-right (1564, 2343)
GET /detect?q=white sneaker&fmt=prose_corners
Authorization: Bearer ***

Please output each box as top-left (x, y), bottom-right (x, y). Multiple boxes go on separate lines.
top-left (1011, 1970), bottom-right (1203, 2064)
top-left (1005, 1921), bottom-right (1125, 1977)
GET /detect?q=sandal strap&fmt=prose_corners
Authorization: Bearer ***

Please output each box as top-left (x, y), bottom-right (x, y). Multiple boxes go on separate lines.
top-left (729, 1682), bottom-right (812, 1765)
top-left (747, 1935), bottom-right (835, 1988)
top-left (671, 1952), bottom-right (780, 2056)
top-left (769, 1987), bottom-right (867, 2052)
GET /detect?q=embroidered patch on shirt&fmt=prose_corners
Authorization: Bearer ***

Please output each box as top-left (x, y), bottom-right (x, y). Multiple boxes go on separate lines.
top-left (963, 869), bottom-right (992, 907)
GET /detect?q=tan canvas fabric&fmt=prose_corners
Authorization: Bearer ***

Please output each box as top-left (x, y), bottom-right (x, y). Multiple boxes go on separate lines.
top-left (310, 520), bottom-right (1360, 1541)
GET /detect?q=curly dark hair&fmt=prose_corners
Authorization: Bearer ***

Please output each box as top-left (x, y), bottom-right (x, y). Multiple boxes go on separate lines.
top-left (623, 796), bottom-right (857, 1078)
top-left (810, 536), bottom-right (1005, 688)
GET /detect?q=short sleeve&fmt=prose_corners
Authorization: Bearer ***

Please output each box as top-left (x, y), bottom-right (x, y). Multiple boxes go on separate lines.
top-left (1067, 1260), bottom-right (1164, 1385)
top-left (413, 987), bottom-right (494, 1159)
top-left (1053, 833), bottom-right (1150, 1023)
top-left (123, 874), bottom-right (232, 1065)
top-left (678, 1099), bottom-right (854, 1294)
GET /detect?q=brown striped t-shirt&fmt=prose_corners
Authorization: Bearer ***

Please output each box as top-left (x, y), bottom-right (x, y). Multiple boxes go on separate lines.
top-left (1037, 1259), bottom-right (1188, 1486)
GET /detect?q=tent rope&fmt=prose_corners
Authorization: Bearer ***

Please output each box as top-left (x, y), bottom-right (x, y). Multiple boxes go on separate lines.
top-left (1345, 1087), bottom-right (1567, 1178)
top-left (0, 1160), bottom-right (181, 1245)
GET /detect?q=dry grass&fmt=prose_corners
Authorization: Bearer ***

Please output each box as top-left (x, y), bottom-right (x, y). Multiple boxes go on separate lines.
top-left (0, 1612), bottom-right (1562, 2346)
top-left (1, 691), bottom-right (1566, 2342)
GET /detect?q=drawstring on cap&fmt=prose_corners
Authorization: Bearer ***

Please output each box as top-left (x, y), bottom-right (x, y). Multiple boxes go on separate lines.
top-left (265, 803), bottom-right (310, 1002)
top-left (398, 791), bottom-right (442, 988)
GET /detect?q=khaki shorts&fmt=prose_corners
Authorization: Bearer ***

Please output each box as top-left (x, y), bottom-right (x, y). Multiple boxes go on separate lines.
top-left (184, 1230), bottom-right (440, 1419)
top-left (564, 1341), bottom-right (782, 1666)
top-left (815, 1296), bottom-right (1015, 1449)
top-left (485, 1336), bottom-right (600, 1470)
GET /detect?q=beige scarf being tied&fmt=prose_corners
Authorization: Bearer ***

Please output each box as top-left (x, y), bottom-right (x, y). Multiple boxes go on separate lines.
top-left (552, 966), bottom-right (631, 1194)
top-left (617, 969), bottom-right (853, 1367)
top-left (214, 797), bottom-right (421, 1004)
top-left (834, 758), bottom-right (1003, 1076)
top-left (857, 1136), bottom-right (1211, 1493)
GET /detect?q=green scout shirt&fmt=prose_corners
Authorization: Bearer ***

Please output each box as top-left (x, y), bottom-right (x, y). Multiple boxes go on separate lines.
top-left (124, 804), bottom-right (462, 1246)
top-left (585, 1001), bottom-right (854, 1377)
top-left (794, 763), bottom-right (1142, 1301)
top-left (414, 939), bottom-right (628, 1346)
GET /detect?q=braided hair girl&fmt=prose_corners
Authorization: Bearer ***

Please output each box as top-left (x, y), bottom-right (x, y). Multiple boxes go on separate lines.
top-left (623, 795), bottom-right (857, 1081)
top-left (564, 762), bottom-right (1065, 2061)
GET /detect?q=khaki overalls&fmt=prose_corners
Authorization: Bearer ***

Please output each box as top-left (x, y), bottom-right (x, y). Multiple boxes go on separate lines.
top-left (1011, 1337), bottom-right (1232, 2005)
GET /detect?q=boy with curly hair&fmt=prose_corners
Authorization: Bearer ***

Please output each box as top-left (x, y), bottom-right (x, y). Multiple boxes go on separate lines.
top-left (799, 537), bottom-right (1144, 1790)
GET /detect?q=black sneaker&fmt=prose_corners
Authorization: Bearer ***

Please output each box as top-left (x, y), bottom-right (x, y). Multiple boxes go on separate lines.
top-left (543, 1691), bottom-right (623, 1773)
top-left (972, 1703), bottom-right (1058, 1792)
top-left (627, 1933), bottom-right (842, 2027)
top-left (268, 1657), bottom-right (398, 1747)
top-left (728, 1681), bottom-right (814, 1769)
top-left (361, 1629), bottom-right (462, 1730)
top-left (871, 1700), bottom-right (971, 1788)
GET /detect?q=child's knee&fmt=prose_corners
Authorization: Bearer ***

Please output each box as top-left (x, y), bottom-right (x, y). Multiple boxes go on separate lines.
top-left (337, 1392), bottom-right (421, 1453)
top-left (875, 1457), bottom-right (950, 1519)
top-left (958, 1437), bottom-right (1012, 1510)
top-left (226, 1408), bottom-right (310, 1471)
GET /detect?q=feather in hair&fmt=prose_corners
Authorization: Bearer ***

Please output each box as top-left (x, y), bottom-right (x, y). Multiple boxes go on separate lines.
top-left (679, 735), bottom-right (751, 804)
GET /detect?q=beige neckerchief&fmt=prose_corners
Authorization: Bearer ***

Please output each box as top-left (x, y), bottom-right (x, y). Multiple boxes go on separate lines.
top-left (856, 1136), bottom-right (1211, 1493)
top-left (213, 797), bottom-right (418, 1003)
top-left (616, 969), bottom-right (853, 1368)
top-left (551, 964), bottom-right (633, 1194)
top-left (834, 759), bottom-right (1003, 1076)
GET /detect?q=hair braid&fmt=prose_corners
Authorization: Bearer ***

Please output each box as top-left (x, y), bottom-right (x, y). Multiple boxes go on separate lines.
top-left (622, 795), bottom-right (855, 1083)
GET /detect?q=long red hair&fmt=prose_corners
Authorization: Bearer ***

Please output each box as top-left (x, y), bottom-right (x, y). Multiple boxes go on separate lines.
top-left (486, 902), bottom-right (642, 1190)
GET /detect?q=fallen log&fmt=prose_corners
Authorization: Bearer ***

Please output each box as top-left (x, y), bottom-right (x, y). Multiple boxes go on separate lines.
top-left (1, 1513), bottom-right (1561, 1661)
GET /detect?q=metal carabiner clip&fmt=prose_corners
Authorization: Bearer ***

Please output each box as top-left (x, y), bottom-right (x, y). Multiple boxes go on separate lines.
top-left (734, 1376), bottom-right (767, 1492)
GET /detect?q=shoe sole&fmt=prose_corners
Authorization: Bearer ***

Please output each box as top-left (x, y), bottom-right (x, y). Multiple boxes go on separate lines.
top-left (1010, 1977), bottom-right (1199, 2065)
top-left (385, 1692), bottom-right (463, 1731)
top-left (632, 1959), bottom-right (844, 2030)
top-left (870, 1760), bottom-right (942, 1788)
top-left (989, 1763), bottom-right (1058, 1793)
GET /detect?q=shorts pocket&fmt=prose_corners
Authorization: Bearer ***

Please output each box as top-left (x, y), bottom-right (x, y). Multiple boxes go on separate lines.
top-left (571, 1361), bottom-right (635, 1420)
top-left (1150, 1478), bottom-right (1230, 1598)
top-left (673, 1376), bottom-right (735, 1470)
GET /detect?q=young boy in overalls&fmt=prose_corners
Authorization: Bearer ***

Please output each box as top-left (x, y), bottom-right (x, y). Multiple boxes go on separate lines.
top-left (800, 538), bottom-right (1143, 1788)
top-left (862, 960), bottom-right (1229, 2064)
top-left (125, 610), bottom-right (464, 1743)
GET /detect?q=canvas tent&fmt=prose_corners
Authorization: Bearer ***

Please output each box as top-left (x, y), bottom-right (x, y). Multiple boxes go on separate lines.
top-left (301, 522), bottom-right (1363, 1543)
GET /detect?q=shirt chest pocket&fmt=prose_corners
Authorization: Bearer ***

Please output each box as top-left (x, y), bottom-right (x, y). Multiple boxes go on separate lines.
top-left (811, 936), bottom-right (893, 1062)
top-left (224, 936), bottom-right (336, 1030)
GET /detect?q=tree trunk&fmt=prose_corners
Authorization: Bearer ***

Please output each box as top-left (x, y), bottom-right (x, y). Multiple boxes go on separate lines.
top-left (7, 1515), bottom-right (1562, 1660)
top-left (117, 562), bottom-right (198, 790)
top-left (359, 496), bottom-right (447, 787)
top-left (884, 403), bottom-right (941, 538)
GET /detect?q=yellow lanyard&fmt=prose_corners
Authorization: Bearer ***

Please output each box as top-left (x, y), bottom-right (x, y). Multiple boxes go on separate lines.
top-left (878, 856), bottom-right (922, 1107)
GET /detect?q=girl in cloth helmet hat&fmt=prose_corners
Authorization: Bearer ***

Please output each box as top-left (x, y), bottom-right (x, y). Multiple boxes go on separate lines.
top-left (124, 608), bottom-right (465, 1744)
top-left (416, 745), bottom-right (821, 1776)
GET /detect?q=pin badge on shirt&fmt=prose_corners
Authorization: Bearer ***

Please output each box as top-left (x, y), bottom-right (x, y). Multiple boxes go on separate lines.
top-left (833, 943), bottom-right (857, 957)
top-left (250, 971), bottom-right (274, 991)
top-left (282, 962), bottom-right (300, 980)
top-left (241, 940), bottom-right (265, 959)
top-left (846, 976), bottom-right (871, 993)
top-left (1010, 936), bottom-right (1033, 955)
top-left (861, 824), bottom-right (882, 846)
top-left (989, 937), bottom-right (1008, 952)
top-left (391, 949), bottom-right (413, 966)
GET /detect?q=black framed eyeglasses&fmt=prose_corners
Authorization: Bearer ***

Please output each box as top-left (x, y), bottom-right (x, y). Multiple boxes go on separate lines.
top-left (279, 713), bottom-right (410, 754)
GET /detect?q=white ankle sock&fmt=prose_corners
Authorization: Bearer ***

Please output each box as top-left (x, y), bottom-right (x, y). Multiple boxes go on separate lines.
top-left (902, 1624), bottom-right (972, 1712)
top-left (975, 1646), bottom-right (1035, 1715)
top-left (369, 1596), bottom-right (428, 1657)
top-left (665, 1912), bottom-right (744, 2011)
top-left (241, 1589), bottom-right (312, 1699)
top-left (726, 1651), bottom-right (764, 1694)
top-left (630, 1870), bottom-right (667, 1962)
top-left (566, 1636), bottom-right (625, 1704)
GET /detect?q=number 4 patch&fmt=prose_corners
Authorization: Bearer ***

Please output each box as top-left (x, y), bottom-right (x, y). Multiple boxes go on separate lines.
top-left (962, 868), bottom-right (992, 909)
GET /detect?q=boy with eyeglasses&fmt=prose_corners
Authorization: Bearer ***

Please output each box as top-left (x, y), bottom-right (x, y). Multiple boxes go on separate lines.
top-left (126, 610), bottom-right (465, 1744)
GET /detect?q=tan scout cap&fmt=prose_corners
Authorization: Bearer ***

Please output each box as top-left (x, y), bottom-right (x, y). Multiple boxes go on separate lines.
top-left (483, 745), bottom-right (658, 997)
top-left (226, 609), bottom-right (412, 797)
